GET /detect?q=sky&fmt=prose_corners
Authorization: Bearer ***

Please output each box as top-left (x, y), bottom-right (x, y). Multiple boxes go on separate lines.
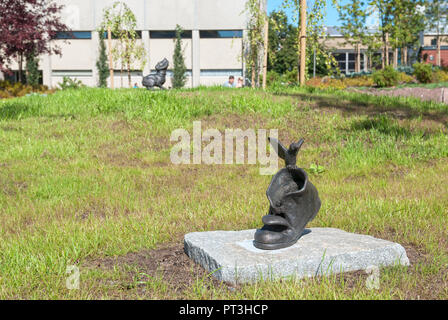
top-left (266, 0), bottom-right (345, 27)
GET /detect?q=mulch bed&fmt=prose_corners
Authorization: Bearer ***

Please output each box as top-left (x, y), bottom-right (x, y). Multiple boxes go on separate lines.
top-left (350, 86), bottom-right (448, 104)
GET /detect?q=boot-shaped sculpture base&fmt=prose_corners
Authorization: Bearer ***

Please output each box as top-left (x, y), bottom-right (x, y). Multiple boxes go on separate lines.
top-left (254, 167), bottom-right (321, 250)
top-left (254, 138), bottom-right (321, 250)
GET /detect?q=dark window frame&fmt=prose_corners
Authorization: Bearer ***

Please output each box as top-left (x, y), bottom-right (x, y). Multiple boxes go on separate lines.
top-left (199, 30), bottom-right (243, 38)
top-left (54, 31), bottom-right (92, 39)
top-left (150, 30), bottom-right (192, 39)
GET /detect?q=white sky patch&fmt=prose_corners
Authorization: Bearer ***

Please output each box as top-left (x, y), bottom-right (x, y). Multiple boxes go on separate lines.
top-left (365, 5), bottom-right (380, 28)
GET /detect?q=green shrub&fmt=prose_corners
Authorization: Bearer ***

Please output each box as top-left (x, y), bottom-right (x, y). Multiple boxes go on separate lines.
top-left (266, 71), bottom-right (282, 86)
top-left (283, 68), bottom-right (298, 85)
top-left (397, 72), bottom-right (415, 84)
top-left (412, 62), bottom-right (433, 83)
top-left (266, 69), bottom-right (299, 87)
top-left (0, 80), bottom-right (52, 99)
top-left (433, 70), bottom-right (448, 82)
top-left (396, 66), bottom-right (414, 75)
top-left (372, 66), bottom-right (399, 87)
top-left (344, 75), bottom-right (375, 87)
top-left (58, 77), bottom-right (85, 90)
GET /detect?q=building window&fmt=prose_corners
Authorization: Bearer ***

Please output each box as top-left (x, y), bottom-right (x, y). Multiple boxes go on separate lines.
top-left (150, 30), bottom-right (192, 39)
top-left (200, 69), bottom-right (243, 77)
top-left (333, 53), bottom-right (345, 62)
top-left (55, 31), bottom-right (92, 39)
top-left (200, 30), bottom-right (243, 38)
top-left (165, 70), bottom-right (192, 77)
top-left (3, 70), bottom-right (42, 84)
top-left (52, 70), bottom-right (93, 77)
top-left (431, 38), bottom-right (437, 46)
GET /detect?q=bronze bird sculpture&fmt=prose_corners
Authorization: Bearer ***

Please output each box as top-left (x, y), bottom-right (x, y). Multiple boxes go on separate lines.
top-left (268, 137), bottom-right (304, 167)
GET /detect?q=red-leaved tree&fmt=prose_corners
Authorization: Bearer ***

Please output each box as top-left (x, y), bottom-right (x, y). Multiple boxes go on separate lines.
top-left (0, 0), bottom-right (68, 82)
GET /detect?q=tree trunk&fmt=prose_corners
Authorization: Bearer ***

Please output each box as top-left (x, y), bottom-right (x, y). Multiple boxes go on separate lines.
top-left (126, 42), bottom-right (131, 88)
top-left (120, 60), bottom-right (123, 88)
top-left (127, 62), bottom-right (131, 88)
top-left (356, 44), bottom-right (361, 73)
top-left (403, 47), bottom-right (407, 66)
top-left (299, 0), bottom-right (307, 86)
top-left (385, 32), bottom-right (389, 67)
top-left (18, 53), bottom-right (23, 83)
top-left (251, 64), bottom-right (256, 88)
top-left (394, 47), bottom-right (398, 68)
top-left (107, 26), bottom-right (114, 89)
top-left (436, 35), bottom-right (441, 67)
top-left (262, 12), bottom-right (269, 90)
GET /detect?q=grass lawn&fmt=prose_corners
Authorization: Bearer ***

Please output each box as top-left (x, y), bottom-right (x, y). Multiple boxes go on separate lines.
top-left (0, 86), bottom-right (447, 299)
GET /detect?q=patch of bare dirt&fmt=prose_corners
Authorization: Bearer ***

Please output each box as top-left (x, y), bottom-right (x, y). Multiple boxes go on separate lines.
top-left (0, 179), bottom-right (28, 197)
top-left (82, 235), bottom-right (447, 300)
top-left (94, 142), bottom-right (151, 168)
top-left (83, 242), bottom-right (229, 298)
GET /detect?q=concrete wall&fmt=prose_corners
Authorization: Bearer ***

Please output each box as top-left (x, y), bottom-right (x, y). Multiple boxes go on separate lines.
top-left (4, 0), bottom-right (249, 88)
top-left (200, 39), bottom-right (243, 69)
top-left (51, 40), bottom-right (93, 69)
top-left (149, 39), bottom-right (192, 70)
top-left (54, 0), bottom-right (248, 30)
top-left (423, 35), bottom-right (448, 46)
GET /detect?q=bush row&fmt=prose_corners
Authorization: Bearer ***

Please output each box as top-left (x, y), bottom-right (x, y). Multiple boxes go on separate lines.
top-left (0, 81), bottom-right (55, 99)
top-left (305, 63), bottom-right (448, 89)
top-left (0, 76), bottom-right (86, 99)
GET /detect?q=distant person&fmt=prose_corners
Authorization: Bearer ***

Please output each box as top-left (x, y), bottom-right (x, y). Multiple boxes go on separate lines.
top-left (236, 77), bottom-right (244, 88)
top-left (223, 75), bottom-right (235, 88)
top-left (133, 83), bottom-right (139, 88)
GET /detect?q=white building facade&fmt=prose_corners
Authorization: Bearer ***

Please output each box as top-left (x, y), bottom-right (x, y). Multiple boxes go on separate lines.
top-left (5, 0), bottom-right (250, 88)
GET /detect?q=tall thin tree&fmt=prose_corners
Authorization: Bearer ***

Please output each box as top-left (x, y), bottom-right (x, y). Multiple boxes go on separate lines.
top-left (172, 25), bottom-right (187, 89)
top-left (245, 0), bottom-right (266, 88)
top-left (335, 0), bottom-right (367, 73)
top-left (96, 31), bottom-right (109, 87)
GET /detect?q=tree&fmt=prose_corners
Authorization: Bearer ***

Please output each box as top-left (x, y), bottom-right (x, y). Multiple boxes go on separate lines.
top-left (0, 0), bottom-right (68, 83)
top-left (425, 0), bottom-right (448, 67)
top-left (299, 0), bottom-right (307, 85)
top-left (245, 0), bottom-right (267, 88)
top-left (96, 32), bottom-right (109, 87)
top-left (25, 51), bottom-right (40, 87)
top-left (172, 25), bottom-right (187, 89)
top-left (335, 0), bottom-right (368, 72)
top-left (100, 1), bottom-right (146, 88)
top-left (363, 28), bottom-right (383, 70)
top-left (390, 0), bottom-right (425, 67)
top-left (268, 10), bottom-right (298, 74)
top-left (283, 0), bottom-right (336, 82)
top-left (368, 0), bottom-right (395, 67)
top-left (307, 0), bottom-right (337, 76)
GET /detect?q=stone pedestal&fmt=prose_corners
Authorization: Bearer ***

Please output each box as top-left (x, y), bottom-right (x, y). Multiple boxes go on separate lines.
top-left (184, 228), bottom-right (409, 284)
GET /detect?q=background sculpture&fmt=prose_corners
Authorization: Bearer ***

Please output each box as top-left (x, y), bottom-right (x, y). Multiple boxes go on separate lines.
top-left (142, 58), bottom-right (169, 90)
top-left (254, 138), bottom-right (321, 250)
